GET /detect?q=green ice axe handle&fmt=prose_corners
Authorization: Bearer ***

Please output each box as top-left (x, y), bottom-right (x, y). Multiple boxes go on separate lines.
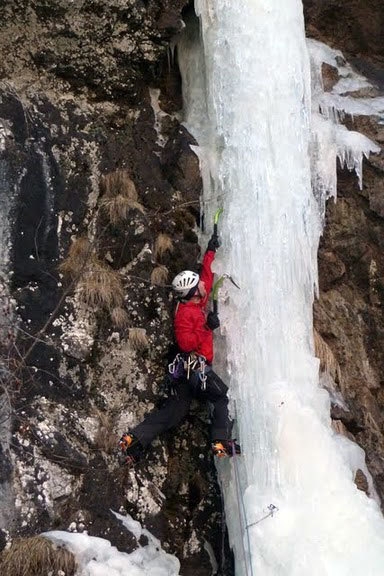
top-left (212, 275), bottom-right (225, 315)
top-left (212, 276), bottom-right (225, 301)
top-left (213, 208), bottom-right (223, 236)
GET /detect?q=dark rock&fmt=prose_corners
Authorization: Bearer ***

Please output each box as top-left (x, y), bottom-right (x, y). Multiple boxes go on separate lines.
top-left (304, 0), bottom-right (384, 63)
top-left (0, 444), bottom-right (12, 483)
top-left (321, 62), bottom-right (339, 92)
top-left (0, 5), bottom-right (225, 569)
top-left (161, 125), bottom-right (202, 203)
top-left (0, 0), bottom-right (189, 101)
top-left (355, 468), bottom-right (369, 495)
top-left (315, 162), bottom-right (384, 510)
top-left (318, 250), bottom-right (346, 291)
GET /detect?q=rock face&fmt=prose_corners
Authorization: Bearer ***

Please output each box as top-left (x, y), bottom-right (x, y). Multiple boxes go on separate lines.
top-left (0, 2), bottom-right (232, 575)
top-left (315, 157), bottom-right (384, 501)
top-left (305, 1), bottom-right (384, 502)
top-left (303, 0), bottom-right (384, 87)
top-left (0, 0), bottom-right (188, 101)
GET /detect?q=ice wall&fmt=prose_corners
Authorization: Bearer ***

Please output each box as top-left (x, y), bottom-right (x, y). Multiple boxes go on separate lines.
top-left (178, 1), bottom-right (384, 575)
top-left (308, 38), bottom-right (382, 218)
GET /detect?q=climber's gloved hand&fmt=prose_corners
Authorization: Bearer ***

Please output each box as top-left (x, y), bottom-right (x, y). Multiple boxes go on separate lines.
top-left (206, 311), bottom-right (220, 330)
top-left (207, 233), bottom-right (220, 252)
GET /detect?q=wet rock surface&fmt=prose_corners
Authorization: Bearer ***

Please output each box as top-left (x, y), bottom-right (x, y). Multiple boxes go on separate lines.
top-left (0, 0), bottom-right (189, 102)
top-left (306, 0), bottom-right (384, 508)
top-left (0, 2), bottom-right (230, 574)
top-left (315, 158), bottom-right (384, 504)
top-left (304, 0), bottom-right (384, 85)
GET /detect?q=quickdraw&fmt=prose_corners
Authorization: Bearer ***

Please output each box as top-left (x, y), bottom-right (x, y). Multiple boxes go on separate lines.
top-left (197, 356), bottom-right (207, 391)
top-left (168, 353), bottom-right (185, 380)
top-left (168, 353), bottom-right (207, 390)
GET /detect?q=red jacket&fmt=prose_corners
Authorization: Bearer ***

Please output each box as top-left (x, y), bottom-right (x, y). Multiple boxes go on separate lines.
top-left (174, 250), bottom-right (215, 363)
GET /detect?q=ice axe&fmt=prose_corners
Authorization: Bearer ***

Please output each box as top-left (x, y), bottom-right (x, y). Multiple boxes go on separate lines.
top-left (210, 208), bottom-right (240, 313)
top-left (213, 207), bottom-right (223, 238)
top-left (212, 274), bottom-right (240, 314)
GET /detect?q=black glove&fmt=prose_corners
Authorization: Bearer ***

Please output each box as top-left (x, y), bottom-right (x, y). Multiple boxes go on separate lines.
top-left (206, 311), bottom-right (220, 330)
top-left (207, 233), bottom-right (220, 252)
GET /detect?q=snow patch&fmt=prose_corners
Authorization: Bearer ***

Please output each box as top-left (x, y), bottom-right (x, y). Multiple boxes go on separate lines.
top-left (45, 513), bottom-right (180, 575)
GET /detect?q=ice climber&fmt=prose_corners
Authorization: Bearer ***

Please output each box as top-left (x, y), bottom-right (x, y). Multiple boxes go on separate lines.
top-left (119, 231), bottom-right (240, 465)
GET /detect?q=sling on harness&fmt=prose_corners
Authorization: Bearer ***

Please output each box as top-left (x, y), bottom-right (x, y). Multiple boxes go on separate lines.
top-left (168, 352), bottom-right (208, 391)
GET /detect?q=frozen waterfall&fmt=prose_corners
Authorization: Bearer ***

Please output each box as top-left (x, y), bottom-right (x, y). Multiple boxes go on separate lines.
top-left (178, 1), bottom-right (384, 575)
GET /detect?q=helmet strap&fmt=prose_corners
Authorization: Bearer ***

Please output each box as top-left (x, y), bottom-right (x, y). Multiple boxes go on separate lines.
top-left (184, 285), bottom-right (199, 301)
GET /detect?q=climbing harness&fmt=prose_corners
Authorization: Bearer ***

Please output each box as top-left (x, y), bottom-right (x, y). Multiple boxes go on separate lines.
top-left (168, 352), bottom-right (208, 390)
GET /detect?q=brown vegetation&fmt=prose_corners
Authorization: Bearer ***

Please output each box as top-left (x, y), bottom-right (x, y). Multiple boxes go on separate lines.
top-left (59, 236), bottom-right (92, 279)
top-left (153, 233), bottom-right (174, 261)
top-left (151, 265), bottom-right (169, 286)
top-left (100, 170), bottom-right (145, 224)
top-left (60, 234), bottom-right (126, 316)
top-left (94, 409), bottom-right (118, 454)
top-left (129, 328), bottom-right (149, 351)
top-left (0, 536), bottom-right (76, 576)
top-left (111, 306), bottom-right (129, 328)
top-left (78, 260), bottom-right (124, 310)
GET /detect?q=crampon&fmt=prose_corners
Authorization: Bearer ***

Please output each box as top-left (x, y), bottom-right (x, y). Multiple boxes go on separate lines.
top-left (118, 433), bottom-right (143, 466)
top-left (212, 439), bottom-right (241, 458)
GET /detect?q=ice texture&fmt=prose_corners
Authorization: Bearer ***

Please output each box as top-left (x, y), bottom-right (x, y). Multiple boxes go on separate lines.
top-left (178, 1), bottom-right (384, 575)
top-left (308, 38), bottom-right (381, 215)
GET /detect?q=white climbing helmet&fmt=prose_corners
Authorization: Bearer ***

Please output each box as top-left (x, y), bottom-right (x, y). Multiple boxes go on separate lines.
top-left (172, 270), bottom-right (200, 299)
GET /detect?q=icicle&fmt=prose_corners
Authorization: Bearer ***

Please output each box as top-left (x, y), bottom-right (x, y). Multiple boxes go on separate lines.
top-left (308, 38), bottom-right (382, 205)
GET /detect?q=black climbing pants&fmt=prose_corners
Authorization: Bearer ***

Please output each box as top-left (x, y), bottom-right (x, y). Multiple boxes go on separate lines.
top-left (132, 367), bottom-right (231, 448)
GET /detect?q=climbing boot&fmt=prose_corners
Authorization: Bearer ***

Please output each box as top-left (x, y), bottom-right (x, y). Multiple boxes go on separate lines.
top-left (212, 439), bottom-right (241, 458)
top-left (118, 433), bottom-right (143, 465)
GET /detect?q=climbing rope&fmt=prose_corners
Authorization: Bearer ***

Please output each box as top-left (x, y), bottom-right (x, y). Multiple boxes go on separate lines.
top-left (229, 400), bottom-right (279, 576)
top-left (231, 446), bottom-right (279, 576)
top-left (231, 440), bottom-right (253, 576)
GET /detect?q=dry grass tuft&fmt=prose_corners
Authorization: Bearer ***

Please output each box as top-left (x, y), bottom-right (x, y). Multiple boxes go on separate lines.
top-left (0, 535), bottom-right (77, 576)
top-left (314, 329), bottom-right (342, 384)
top-left (101, 195), bottom-right (145, 225)
top-left (59, 236), bottom-right (92, 279)
top-left (111, 306), bottom-right (129, 328)
top-left (100, 170), bottom-right (145, 224)
top-left (151, 265), bottom-right (168, 286)
top-left (78, 261), bottom-right (124, 309)
top-left (153, 233), bottom-right (174, 261)
top-left (129, 327), bottom-right (149, 351)
top-left (59, 238), bottom-right (126, 316)
top-left (100, 170), bottom-right (137, 199)
top-left (94, 409), bottom-right (118, 454)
